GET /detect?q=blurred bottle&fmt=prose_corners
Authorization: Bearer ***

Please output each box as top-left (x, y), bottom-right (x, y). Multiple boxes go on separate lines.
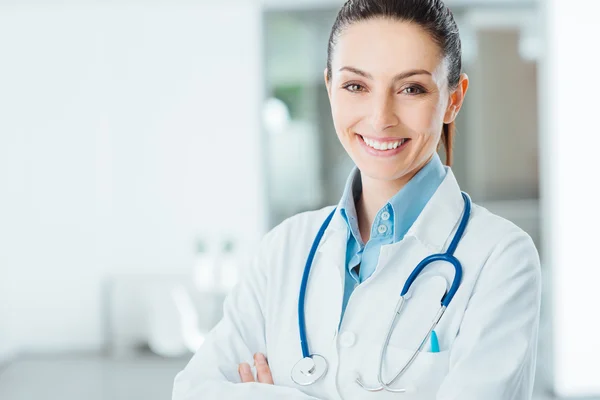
top-left (146, 284), bottom-right (189, 357)
top-left (192, 238), bottom-right (217, 292)
top-left (219, 239), bottom-right (239, 292)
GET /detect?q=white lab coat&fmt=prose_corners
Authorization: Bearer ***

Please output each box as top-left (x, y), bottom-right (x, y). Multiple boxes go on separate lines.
top-left (172, 169), bottom-right (541, 400)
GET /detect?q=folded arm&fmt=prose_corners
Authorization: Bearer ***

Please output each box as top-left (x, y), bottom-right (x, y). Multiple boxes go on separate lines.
top-left (172, 226), bottom-right (323, 400)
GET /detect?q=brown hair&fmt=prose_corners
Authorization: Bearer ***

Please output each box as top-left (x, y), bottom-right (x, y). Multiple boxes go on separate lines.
top-left (441, 122), bottom-right (455, 166)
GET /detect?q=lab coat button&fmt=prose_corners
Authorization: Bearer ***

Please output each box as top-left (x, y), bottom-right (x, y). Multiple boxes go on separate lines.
top-left (339, 331), bottom-right (356, 348)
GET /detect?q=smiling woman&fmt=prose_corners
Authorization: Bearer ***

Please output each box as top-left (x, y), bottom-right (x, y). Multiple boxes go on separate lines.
top-left (172, 1), bottom-right (541, 399)
top-left (325, 15), bottom-right (466, 194)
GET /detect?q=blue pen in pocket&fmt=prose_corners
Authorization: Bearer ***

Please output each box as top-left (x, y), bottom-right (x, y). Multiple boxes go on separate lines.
top-left (430, 330), bottom-right (440, 353)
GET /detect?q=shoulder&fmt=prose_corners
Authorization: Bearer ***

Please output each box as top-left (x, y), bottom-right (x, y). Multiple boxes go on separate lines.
top-left (263, 206), bottom-right (337, 242)
top-left (257, 205), bottom-right (337, 256)
top-left (251, 206), bottom-right (338, 285)
top-left (465, 202), bottom-right (541, 283)
top-left (468, 202), bottom-right (537, 251)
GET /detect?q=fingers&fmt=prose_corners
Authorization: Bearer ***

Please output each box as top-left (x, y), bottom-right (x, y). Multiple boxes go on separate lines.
top-left (239, 353), bottom-right (274, 385)
top-left (254, 353), bottom-right (274, 384)
top-left (238, 362), bottom-right (254, 383)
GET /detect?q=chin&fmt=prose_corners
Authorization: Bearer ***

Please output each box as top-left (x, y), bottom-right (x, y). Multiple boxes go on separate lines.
top-left (355, 161), bottom-right (410, 183)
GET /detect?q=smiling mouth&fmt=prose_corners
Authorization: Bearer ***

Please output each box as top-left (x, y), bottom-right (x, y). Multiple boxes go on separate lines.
top-left (357, 134), bottom-right (411, 151)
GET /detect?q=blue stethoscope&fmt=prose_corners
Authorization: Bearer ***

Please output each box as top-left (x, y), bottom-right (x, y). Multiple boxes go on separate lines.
top-left (290, 192), bottom-right (471, 392)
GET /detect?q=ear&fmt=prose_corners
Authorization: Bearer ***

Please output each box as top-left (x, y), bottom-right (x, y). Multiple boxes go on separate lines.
top-left (444, 73), bottom-right (469, 124)
top-left (324, 68), bottom-right (332, 100)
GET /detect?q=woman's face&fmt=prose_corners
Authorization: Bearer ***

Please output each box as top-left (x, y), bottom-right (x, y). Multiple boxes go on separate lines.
top-left (325, 18), bottom-right (466, 183)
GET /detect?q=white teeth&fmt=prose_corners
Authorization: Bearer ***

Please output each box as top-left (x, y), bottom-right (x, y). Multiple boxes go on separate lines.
top-left (361, 136), bottom-right (406, 151)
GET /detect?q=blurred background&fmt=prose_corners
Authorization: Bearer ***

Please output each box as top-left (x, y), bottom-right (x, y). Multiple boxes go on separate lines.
top-left (0, 0), bottom-right (597, 399)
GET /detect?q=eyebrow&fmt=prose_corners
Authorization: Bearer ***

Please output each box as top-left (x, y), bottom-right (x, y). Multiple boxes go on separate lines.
top-left (339, 66), bottom-right (432, 81)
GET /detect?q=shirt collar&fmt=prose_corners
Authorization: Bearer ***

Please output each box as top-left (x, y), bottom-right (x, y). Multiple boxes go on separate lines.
top-left (321, 166), bottom-right (466, 255)
top-left (389, 152), bottom-right (446, 242)
top-left (338, 166), bottom-right (362, 244)
top-left (337, 153), bottom-right (446, 244)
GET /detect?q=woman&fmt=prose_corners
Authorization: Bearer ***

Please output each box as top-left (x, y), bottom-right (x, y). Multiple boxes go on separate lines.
top-left (172, 0), bottom-right (541, 399)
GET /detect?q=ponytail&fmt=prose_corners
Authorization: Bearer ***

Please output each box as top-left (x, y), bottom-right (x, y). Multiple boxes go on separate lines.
top-left (440, 122), bottom-right (455, 166)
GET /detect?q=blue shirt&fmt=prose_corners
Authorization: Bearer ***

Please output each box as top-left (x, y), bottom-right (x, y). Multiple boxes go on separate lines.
top-left (338, 153), bottom-right (447, 321)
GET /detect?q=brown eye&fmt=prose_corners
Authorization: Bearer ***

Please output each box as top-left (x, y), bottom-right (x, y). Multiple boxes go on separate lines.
top-left (403, 86), bottom-right (425, 95)
top-left (343, 83), bottom-right (365, 93)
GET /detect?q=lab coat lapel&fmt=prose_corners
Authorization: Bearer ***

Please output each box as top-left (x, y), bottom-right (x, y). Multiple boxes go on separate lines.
top-left (299, 210), bottom-right (347, 351)
top-left (405, 168), bottom-right (467, 253)
top-left (315, 210), bottom-right (349, 283)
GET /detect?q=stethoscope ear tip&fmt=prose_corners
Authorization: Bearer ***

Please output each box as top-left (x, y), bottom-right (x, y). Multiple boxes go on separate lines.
top-left (354, 376), bottom-right (384, 392)
top-left (354, 375), bottom-right (417, 393)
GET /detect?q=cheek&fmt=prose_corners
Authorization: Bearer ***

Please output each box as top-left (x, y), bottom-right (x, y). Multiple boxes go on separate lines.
top-left (397, 100), bottom-right (444, 136)
top-left (331, 96), bottom-right (360, 137)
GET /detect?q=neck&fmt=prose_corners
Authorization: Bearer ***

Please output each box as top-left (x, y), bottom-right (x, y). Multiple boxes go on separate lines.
top-left (357, 157), bottom-right (432, 242)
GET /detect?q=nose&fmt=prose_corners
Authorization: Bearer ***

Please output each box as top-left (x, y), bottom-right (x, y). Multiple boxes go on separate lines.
top-left (369, 93), bottom-right (399, 132)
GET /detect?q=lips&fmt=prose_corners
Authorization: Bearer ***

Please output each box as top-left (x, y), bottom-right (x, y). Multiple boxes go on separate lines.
top-left (357, 134), bottom-right (411, 153)
top-left (361, 136), bottom-right (407, 150)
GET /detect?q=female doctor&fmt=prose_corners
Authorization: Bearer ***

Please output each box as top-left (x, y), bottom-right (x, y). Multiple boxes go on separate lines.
top-left (172, 0), bottom-right (541, 399)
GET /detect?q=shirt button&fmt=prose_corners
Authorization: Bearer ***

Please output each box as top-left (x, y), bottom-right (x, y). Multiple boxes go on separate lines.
top-left (377, 225), bottom-right (387, 234)
top-left (381, 211), bottom-right (390, 221)
top-left (339, 331), bottom-right (356, 348)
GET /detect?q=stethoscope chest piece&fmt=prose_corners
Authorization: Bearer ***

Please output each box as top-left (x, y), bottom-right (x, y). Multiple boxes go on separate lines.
top-left (291, 355), bottom-right (328, 386)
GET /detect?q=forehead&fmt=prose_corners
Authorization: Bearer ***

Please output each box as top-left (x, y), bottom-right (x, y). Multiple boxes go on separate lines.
top-left (331, 18), bottom-right (444, 77)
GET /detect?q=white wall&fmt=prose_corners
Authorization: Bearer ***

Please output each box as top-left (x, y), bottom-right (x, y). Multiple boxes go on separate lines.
top-left (0, 2), bottom-right (266, 353)
top-left (541, 0), bottom-right (600, 396)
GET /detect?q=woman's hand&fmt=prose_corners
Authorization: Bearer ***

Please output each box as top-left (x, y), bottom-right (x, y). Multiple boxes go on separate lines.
top-left (238, 353), bottom-right (274, 384)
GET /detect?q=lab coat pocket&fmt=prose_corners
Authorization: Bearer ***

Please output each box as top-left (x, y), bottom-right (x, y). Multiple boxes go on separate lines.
top-left (382, 346), bottom-right (450, 397)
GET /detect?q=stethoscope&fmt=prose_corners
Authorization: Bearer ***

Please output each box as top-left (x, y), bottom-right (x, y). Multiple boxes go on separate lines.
top-left (290, 192), bottom-right (471, 392)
